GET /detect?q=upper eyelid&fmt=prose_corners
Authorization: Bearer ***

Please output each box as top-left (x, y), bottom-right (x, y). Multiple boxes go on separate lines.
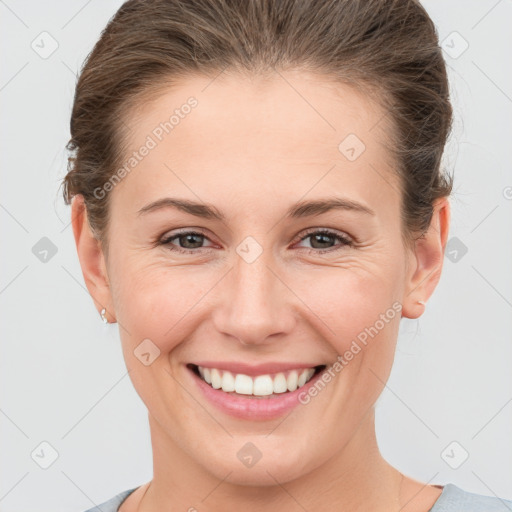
top-left (160, 227), bottom-right (348, 239)
top-left (296, 227), bottom-right (352, 241)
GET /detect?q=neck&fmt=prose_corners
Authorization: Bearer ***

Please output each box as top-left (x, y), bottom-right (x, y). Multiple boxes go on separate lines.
top-left (142, 406), bottom-right (402, 512)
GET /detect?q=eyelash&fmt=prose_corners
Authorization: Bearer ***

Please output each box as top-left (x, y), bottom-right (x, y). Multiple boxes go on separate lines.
top-left (158, 228), bottom-right (353, 255)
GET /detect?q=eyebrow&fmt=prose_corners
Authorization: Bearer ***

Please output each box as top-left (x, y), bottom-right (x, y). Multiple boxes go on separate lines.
top-left (137, 196), bottom-right (375, 220)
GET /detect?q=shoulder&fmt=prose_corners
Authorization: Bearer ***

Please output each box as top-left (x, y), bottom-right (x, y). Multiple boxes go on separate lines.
top-left (81, 487), bottom-right (139, 512)
top-left (430, 483), bottom-right (512, 512)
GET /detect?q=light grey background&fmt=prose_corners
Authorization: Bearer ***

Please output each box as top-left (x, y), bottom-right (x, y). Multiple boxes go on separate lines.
top-left (1, 1), bottom-right (511, 510)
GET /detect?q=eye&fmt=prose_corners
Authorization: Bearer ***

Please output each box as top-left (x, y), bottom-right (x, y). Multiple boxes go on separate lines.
top-left (294, 228), bottom-right (353, 254)
top-left (158, 228), bottom-right (353, 255)
top-left (159, 230), bottom-right (214, 254)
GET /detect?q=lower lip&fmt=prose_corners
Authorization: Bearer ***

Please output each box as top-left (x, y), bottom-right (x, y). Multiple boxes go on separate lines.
top-left (187, 366), bottom-right (326, 421)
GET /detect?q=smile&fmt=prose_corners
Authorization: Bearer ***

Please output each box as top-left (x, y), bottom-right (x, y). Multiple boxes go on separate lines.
top-left (192, 365), bottom-right (323, 396)
top-left (186, 363), bottom-right (327, 420)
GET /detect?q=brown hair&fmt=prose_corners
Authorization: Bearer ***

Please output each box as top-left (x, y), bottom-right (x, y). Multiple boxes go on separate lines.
top-left (62, 0), bottom-right (453, 253)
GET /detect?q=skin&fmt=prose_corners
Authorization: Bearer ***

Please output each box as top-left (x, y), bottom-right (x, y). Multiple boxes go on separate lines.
top-left (72, 70), bottom-right (450, 512)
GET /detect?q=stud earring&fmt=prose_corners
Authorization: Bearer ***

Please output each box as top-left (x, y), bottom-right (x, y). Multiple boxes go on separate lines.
top-left (100, 308), bottom-right (108, 324)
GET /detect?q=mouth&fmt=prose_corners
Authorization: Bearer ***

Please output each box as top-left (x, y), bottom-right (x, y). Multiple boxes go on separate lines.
top-left (187, 363), bottom-right (326, 398)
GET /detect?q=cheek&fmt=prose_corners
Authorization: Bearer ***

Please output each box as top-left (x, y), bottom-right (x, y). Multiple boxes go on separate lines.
top-left (109, 239), bottom-right (405, 361)
top-left (110, 260), bottom-right (218, 352)
top-left (289, 259), bottom-right (403, 356)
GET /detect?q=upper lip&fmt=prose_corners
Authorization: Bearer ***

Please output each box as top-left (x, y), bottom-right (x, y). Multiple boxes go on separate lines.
top-left (189, 361), bottom-right (325, 376)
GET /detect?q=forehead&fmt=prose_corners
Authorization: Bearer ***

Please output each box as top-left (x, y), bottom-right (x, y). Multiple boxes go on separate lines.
top-left (111, 70), bottom-right (400, 219)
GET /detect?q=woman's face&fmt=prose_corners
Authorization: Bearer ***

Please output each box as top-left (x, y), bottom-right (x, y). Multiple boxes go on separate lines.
top-left (75, 70), bottom-right (448, 485)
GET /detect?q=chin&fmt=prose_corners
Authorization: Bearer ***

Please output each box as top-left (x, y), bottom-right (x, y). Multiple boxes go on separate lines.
top-left (199, 440), bottom-right (322, 487)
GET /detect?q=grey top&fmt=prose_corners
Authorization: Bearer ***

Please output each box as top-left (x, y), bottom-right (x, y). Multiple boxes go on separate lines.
top-left (82, 483), bottom-right (512, 512)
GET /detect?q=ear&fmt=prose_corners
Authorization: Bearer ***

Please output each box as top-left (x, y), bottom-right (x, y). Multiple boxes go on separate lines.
top-left (401, 197), bottom-right (451, 319)
top-left (71, 195), bottom-right (115, 323)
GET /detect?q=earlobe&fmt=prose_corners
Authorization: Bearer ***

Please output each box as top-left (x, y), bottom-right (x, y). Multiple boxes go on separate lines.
top-left (402, 197), bottom-right (451, 319)
top-left (71, 195), bottom-right (115, 323)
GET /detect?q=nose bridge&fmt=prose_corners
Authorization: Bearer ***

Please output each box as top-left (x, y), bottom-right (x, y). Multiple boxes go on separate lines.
top-left (214, 244), bottom-right (292, 345)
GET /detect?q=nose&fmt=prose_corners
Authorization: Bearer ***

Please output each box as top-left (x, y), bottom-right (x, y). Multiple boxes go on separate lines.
top-left (211, 250), bottom-right (296, 346)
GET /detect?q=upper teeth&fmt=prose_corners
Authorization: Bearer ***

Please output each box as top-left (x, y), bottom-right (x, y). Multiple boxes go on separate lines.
top-left (197, 366), bottom-right (316, 396)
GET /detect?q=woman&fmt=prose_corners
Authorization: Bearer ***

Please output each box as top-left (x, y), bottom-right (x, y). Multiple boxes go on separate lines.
top-left (62, 0), bottom-right (512, 511)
